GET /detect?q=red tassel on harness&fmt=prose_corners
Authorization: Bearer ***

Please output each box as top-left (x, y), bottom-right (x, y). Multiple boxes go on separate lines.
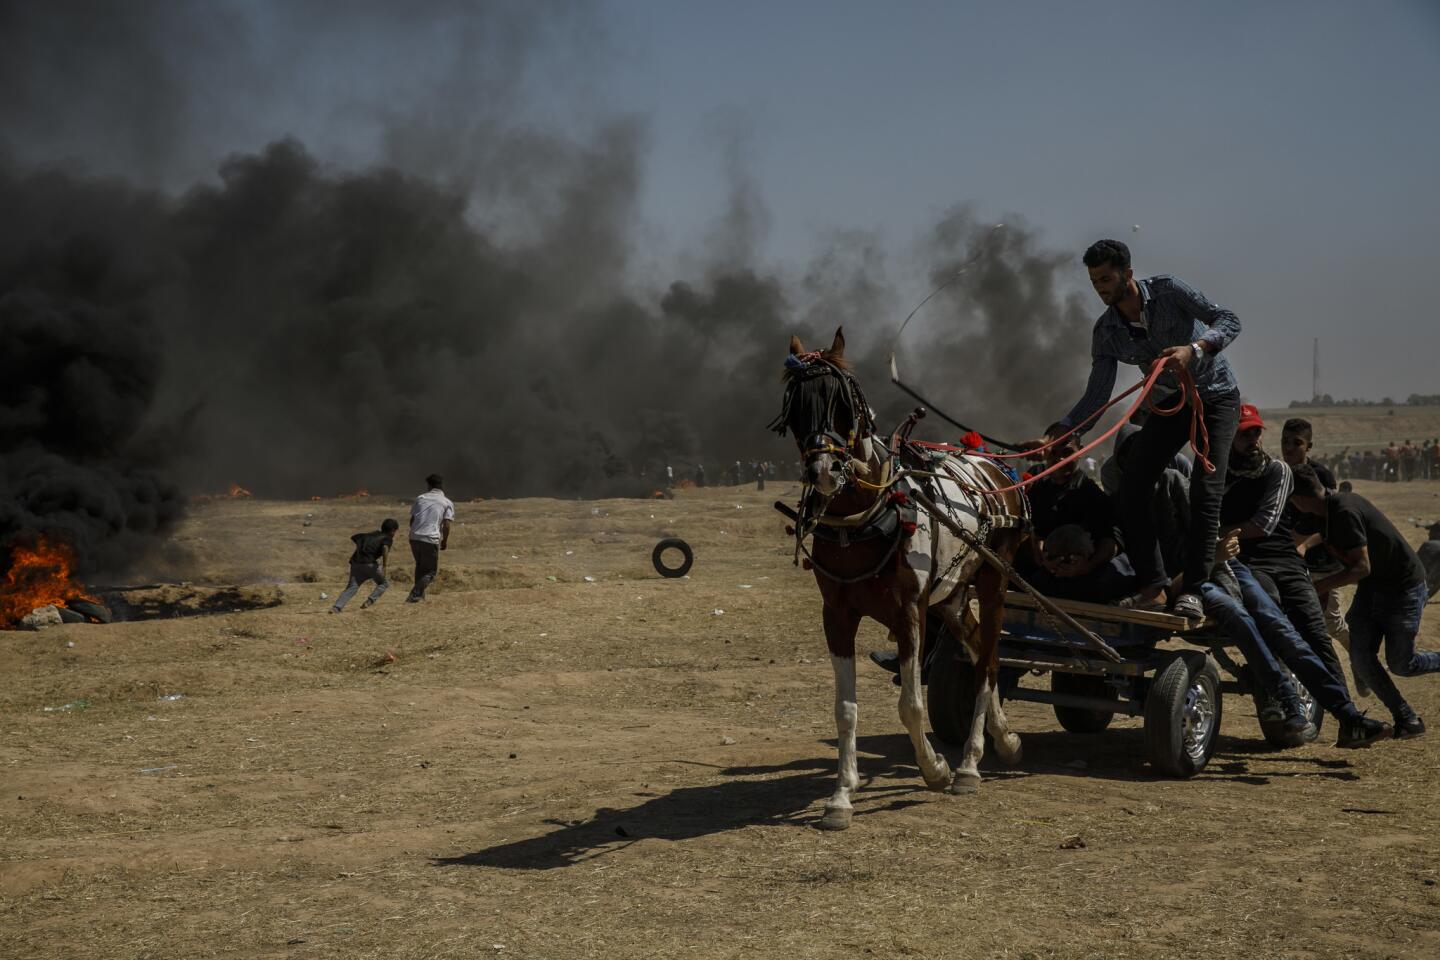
top-left (887, 490), bottom-right (910, 506)
top-left (900, 520), bottom-right (917, 535)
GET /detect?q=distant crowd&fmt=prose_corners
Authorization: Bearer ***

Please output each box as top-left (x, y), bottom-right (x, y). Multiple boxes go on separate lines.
top-left (1313, 440), bottom-right (1440, 483)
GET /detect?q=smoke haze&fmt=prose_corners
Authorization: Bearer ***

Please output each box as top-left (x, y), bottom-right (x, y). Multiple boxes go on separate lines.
top-left (0, 1), bottom-right (1093, 577)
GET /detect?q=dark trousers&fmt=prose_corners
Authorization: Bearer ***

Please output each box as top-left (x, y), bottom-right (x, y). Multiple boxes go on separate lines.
top-left (1250, 560), bottom-right (1350, 697)
top-left (409, 540), bottom-right (440, 600)
top-left (1118, 389), bottom-right (1240, 591)
top-left (1204, 562), bottom-right (1360, 721)
top-left (1347, 579), bottom-right (1440, 720)
top-left (332, 562), bottom-right (388, 611)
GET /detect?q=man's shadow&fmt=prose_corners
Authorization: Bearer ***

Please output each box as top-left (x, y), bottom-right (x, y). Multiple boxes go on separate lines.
top-left (434, 734), bottom-right (930, 871)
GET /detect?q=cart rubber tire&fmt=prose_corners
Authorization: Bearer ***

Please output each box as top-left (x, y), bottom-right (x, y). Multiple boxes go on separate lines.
top-left (1144, 651), bottom-right (1223, 778)
top-left (651, 538), bottom-right (693, 578)
top-left (1255, 666), bottom-right (1323, 748)
top-left (926, 626), bottom-right (987, 748)
top-left (1051, 673), bottom-right (1117, 734)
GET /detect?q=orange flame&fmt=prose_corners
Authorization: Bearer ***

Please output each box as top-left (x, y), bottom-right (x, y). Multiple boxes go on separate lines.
top-left (228, 483), bottom-right (252, 498)
top-left (0, 538), bottom-right (96, 629)
top-left (338, 488), bottom-right (370, 500)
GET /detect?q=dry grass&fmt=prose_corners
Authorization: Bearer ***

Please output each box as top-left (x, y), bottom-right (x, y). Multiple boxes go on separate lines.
top-left (3, 479), bottom-right (1440, 958)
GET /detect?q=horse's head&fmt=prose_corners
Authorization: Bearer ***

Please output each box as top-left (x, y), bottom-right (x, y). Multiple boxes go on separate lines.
top-left (769, 327), bottom-right (874, 497)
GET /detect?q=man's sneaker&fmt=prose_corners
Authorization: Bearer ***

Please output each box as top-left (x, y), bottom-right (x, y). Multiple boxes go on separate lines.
top-left (869, 649), bottom-right (901, 675)
top-left (1393, 715), bottom-right (1427, 740)
top-left (360, 599), bottom-right (374, 609)
top-left (405, 596), bottom-right (424, 604)
top-left (1172, 592), bottom-right (1205, 622)
top-left (1280, 696), bottom-right (1317, 741)
top-left (1336, 715), bottom-right (1393, 749)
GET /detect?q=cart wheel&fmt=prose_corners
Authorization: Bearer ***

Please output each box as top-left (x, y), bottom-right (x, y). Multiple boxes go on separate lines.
top-left (1051, 673), bottom-right (1117, 734)
top-left (1255, 667), bottom-right (1323, 748)
top-left (1144, 651), bottom-right (1223, 777)
top-left (926, 625), bottom-right (985, 748)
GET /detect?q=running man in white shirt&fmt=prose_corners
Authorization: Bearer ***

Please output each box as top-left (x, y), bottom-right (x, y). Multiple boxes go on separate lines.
top-left (407, 473), bottom-right (454, 603)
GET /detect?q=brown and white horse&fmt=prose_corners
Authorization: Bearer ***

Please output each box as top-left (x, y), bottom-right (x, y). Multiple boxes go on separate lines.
top-left (773, 328), bottom-right (1030, 830)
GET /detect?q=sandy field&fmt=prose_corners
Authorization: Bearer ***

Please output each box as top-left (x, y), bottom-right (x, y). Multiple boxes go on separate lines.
top-left (4, 477), bottom-right (1440, 959)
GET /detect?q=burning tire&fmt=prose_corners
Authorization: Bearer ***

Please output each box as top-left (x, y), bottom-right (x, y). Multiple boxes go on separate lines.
top-left (651, 538), bottom-right (693, 578)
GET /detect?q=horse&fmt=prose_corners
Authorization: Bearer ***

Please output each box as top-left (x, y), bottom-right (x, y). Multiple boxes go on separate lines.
top-left (770, 328), bottom-right (1031, 830)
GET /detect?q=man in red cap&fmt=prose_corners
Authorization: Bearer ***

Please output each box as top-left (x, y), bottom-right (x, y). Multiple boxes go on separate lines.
top-left (1216, 405), bottom-right (1385, 745)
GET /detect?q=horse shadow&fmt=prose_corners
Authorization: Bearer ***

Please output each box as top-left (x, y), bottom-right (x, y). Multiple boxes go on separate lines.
top-left (434, 734), bottom-right (931, 871)
top-left (436, 727), bottom-right (1362, 872)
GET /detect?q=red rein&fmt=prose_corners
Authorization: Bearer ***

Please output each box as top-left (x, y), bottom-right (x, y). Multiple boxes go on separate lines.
top-left (913, 358), bottom-right (1214, 497)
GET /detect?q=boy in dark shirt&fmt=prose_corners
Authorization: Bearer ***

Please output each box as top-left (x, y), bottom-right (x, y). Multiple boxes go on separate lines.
top-left (1290, 464), bottom-right (1438, 738)
top-left (331, 518), bottom-right (399, 613)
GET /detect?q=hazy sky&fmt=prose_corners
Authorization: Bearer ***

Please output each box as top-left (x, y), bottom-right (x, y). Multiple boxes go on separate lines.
top-left (603, 0), bottom-right (1440, 406)
top-left (6, 0), bottom-right (1438, 407)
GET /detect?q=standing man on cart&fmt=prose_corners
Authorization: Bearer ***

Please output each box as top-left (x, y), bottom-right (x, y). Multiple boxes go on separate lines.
top-left (1023, 239), bottom-right (1242, 621)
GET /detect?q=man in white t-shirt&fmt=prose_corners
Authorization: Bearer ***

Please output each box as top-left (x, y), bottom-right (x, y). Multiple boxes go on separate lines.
top-left (406, 473), bottom-right (454, 603)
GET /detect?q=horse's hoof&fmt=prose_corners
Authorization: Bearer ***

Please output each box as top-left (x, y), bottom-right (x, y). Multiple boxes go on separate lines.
top-left (816, 806), bottom-right (853, 831)
top-left (997, 736), bottom-right (1023, 766)
top-left (923, 761), bottom-right (953, 791)
top-left (948, 772), bottom-right (981, 795)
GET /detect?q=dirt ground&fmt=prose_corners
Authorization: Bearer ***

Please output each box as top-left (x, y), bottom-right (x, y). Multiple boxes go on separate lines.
top-left (4, 478), bottom-right (1440, 960)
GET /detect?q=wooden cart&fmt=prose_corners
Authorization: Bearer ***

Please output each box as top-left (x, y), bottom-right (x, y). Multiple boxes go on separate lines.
top-left (924, 593), bottom-right (1323, 777)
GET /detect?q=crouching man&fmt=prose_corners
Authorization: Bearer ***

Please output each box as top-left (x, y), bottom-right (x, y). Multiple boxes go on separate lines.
top-left (331, 518), bottom-right (399, 613)
top-left (1290, 463), bottom-right (1440, 738)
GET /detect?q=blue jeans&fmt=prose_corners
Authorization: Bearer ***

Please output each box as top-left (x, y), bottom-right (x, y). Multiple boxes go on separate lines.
top-left (1346, 579), bottom-right (1440, 719)
top-left (1202, 575), bottom-right (1292, 700)
top-left (1203, 562), bottom-right (1360, 721)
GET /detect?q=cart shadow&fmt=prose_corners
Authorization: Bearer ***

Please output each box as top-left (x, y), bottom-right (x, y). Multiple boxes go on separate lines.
top-left (970, 728), bottom-right (1359, 786)
top-left (433, 734), bottom-right (933, 871)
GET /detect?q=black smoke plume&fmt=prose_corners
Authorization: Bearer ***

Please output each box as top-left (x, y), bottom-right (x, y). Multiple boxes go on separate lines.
top-left (0, 162), bottom-right (184, 577)
top-left (0, 2), bottom-right (1097, 586)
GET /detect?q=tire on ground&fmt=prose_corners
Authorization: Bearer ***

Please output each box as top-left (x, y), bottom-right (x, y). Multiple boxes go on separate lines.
top-left (1050, 672), bottom-right (1117, 734)
top-left (651, 538), bottom-right (694, 578)
top-left (1144, 650), bottom-right (1223, 778)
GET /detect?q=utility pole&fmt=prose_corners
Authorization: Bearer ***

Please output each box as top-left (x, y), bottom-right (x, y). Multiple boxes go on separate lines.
top-left (1312, 337), bottom-right (1320, 403)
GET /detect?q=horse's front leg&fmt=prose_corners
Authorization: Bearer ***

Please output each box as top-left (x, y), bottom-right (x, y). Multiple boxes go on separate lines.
top-left (818, 603), bottom-right (861, 831)
top-left (896, 603), bottom-right (952, 791)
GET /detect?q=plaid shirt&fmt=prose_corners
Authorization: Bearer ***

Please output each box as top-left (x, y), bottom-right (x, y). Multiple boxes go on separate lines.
top-left (1060, 274), bottom-right (1241, 431)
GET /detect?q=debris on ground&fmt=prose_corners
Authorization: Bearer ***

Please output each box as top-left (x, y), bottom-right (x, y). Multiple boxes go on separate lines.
top-left (21, 605), bottom-right (63, 630)
top-left (41, 699), bottom-right (89, 713)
